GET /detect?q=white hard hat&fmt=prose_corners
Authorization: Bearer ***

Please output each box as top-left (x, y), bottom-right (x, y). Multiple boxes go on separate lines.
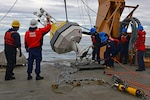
top-left (30, 19), bottom-right (38, 28)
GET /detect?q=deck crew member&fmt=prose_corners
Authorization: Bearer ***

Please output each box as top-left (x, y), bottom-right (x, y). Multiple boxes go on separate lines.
top-left (100, 33), bottom-right (120, 68)
top-left (4, 20), bottom-right (22, 81)
top-left (119, 28), bottom-right (130, 64)
top-left (134, 25), bottom-right (146, 71)
top-left (24, 17), bottom-right (51, 80)
top-left (90, 27), bottom-right (101, 64)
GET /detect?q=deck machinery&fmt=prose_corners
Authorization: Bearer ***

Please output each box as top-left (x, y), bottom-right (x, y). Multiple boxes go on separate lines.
top-left (33, 0), bottom-right (150, 66)
top-left (95, 0), bottom-right (150, 66)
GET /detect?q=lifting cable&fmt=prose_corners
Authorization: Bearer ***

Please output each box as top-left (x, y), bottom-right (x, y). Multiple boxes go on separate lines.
top-left (64, 0), bottom-right (68, 22)
top-left (77, 0), bottom-right (85, 27)
top-left (0, 0), bottom-right (18, 22)
top-left (63, 0), bottom-right (93, 30)
top-left (81, 0), bottom-right (96, 28)
top-left (76, 0), bottom-right (96, 30)
top-left (104, 57), bottom-right (150, 97)
top-left (79, 0), bottom-right (120, 31)
top-left (80, 1), bottom-right (140, 33)
top-left (81, 0), bottom-right (93, 27)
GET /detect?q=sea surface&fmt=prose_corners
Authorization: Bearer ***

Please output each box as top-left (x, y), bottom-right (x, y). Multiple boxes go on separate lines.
top-left (0, 35), bottom-right (92, 62)
top-left (0, 34), bottom-right (150, 62)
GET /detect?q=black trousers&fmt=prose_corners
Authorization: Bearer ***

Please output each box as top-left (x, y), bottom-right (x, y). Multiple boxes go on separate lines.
top-left (92, 46), bottom-right (100, 61)
top-left (137, 50), bottom-right (145, 70)
top-left (4, 44), bottom-right (17, 78)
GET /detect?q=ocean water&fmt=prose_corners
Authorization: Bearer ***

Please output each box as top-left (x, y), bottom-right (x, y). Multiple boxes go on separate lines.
top-left (0, 35), bottom-right (92, 62)
top-left (0, 34), bottom-right (150, 62)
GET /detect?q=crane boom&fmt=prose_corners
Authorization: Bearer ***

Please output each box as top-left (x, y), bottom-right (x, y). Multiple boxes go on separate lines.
top-left (95, 0), bottom-right (125, 38)
top-left (95, 0), bottom-right (139, 59)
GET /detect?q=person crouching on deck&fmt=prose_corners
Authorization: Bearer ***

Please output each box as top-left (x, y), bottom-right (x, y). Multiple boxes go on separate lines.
top-left (118, 28), bottom-right (130, 64)
top-left (99, 33), bottom-right (120, 68)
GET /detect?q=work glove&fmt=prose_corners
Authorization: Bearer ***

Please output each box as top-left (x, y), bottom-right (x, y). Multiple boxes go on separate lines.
top-left (47, 17), bottom-right (50, 22)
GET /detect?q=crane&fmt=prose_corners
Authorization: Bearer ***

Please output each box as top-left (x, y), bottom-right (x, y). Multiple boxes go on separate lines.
top-left (95, 0), bottom-right (141, 63)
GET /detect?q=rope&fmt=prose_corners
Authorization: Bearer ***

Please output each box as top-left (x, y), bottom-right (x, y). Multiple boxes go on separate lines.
top-left (0, 0), bottom-right (18, 22)
top-left (113, 58), bottom-right (150, 79)
top-left (104, 57), bottom-right (150, 97)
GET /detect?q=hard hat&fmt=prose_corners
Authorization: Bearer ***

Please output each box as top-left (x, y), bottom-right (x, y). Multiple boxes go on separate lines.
top-left (30, 19), bottom-right (38, 28)
top-left (99, 32), bottom-right (106, 38)
top-left (90, 28), bottom-right (96, 34)
top-left (11, 20), bottom-right (20, 27)
top-left (122, 28), bottom-right (127, 33)
top-left (138, 25), bottom-right (143, 30)
top-left (101, 36), bottom-right (108, 43)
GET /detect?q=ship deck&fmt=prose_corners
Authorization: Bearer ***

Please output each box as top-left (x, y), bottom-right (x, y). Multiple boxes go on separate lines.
top-left (0, 59), bottom-right (150, 100)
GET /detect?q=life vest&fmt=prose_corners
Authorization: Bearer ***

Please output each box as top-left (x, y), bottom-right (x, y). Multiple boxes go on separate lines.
top-left (134, 30), bottom-right (146, 51)
top-left (109, 37), bottom-right (119, 46)
top-left (120, 35), bottom-right (127, 44)
top-left (4, 31), bottom-right (16, 47)
top-left (91, 35), bottom-right (96, 43)
top-left (108, 37), bottom-right (120, 56)
top-left (25, 29), bottom-right (43, 48)
top-left (25, 23), bottom-right (51, 48)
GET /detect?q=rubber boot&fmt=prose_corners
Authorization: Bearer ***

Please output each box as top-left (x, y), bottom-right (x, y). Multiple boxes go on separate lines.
top-left (36, 74), bottom-right (44, 80)
top-left (27, 74), bottom-right (32, 80)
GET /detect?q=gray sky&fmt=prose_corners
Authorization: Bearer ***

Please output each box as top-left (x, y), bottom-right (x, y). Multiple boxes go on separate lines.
top-left (0, 0), bottom-right (150, 36)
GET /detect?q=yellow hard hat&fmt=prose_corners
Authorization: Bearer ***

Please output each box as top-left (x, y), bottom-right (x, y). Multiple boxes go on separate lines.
top-left (11, 20), bottom-right (20, 27)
